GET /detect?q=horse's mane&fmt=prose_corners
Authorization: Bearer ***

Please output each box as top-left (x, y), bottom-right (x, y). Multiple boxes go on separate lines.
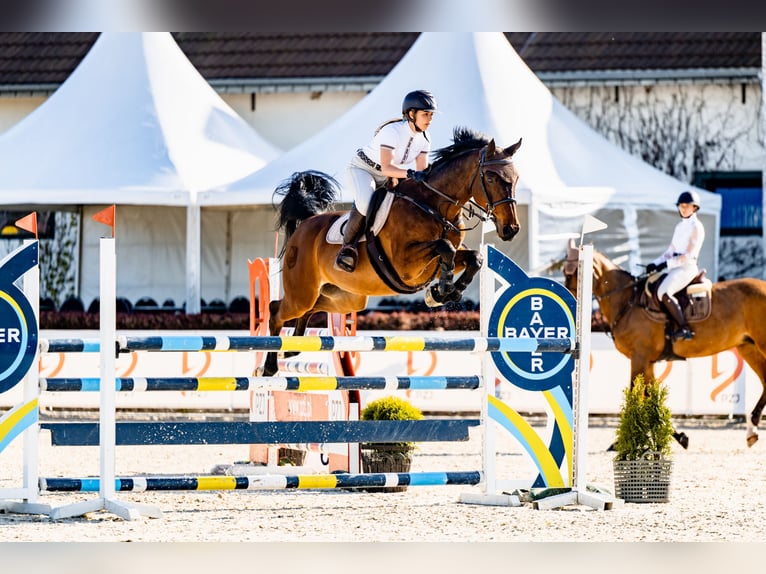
top-left (430, 127), bottom-right (491, 168)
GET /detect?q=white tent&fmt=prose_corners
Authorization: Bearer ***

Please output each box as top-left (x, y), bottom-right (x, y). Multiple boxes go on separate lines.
top-left (0, 32), bottom-right (281, 312)
top-left (201, 32), bottom-right (721, 297)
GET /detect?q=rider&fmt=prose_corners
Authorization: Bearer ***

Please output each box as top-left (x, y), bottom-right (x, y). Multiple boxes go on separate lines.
top-left (646, 190), bottom-right (705, 341)
top-left (335, 89), bottom-right (437, 273)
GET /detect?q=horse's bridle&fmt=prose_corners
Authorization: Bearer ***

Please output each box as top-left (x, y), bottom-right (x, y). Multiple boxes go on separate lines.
top-left (469, 147), bottom-right (518, 222)
top-left (419, 145), bottom-right (517, 226)
top-left (562, 258), bottom-right (639, 335)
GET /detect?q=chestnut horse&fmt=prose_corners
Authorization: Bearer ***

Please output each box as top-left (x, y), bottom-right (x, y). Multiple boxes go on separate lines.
top-left (562, 240), bottom-right (766, 447)
top-left (262, 127), bottom-right (522, 376)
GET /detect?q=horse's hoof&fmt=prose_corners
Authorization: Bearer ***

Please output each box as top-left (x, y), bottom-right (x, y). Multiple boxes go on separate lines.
top-left (673, 432), bottom-right (689, 450)
top-left (747, 434), bottom-right (759, 448)
top-left (424, 286), bottom-right (445, 308)
top-left (255, 365), bottom-right (264, 376)
top-left (606, 442), bottom-right (616, 452)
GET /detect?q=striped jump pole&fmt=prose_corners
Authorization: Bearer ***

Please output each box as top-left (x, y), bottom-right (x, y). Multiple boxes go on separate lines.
top-left (38, 334), bottom-right (575, 355)
top-left (40, 375), bottom-right (483, 393)
top-left (40, 471), bottom-right (484, 493)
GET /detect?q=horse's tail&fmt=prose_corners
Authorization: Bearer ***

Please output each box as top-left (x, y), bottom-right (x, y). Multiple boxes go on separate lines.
top-left (272, 170), bottom-right (340, 255)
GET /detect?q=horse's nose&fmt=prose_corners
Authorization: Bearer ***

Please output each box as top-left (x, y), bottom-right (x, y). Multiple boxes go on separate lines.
top-left (501, 224), bottom-right (520, 241)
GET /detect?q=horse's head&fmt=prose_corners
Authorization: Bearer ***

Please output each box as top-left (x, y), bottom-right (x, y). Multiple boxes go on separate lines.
top-left (472, 138), bottom-right (522, 241)
top-left (562, 238), bottom-right (580, 295)
top-left (561, 238), bottom-right (630, 300)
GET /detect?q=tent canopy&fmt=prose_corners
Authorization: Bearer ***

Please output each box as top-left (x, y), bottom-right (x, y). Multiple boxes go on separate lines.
top-left (0, 32), bottom-right (280, 205)
top-left (0, 32), bottom-right (281, 313)
top-left (200, 32), bottom-right (720, 278)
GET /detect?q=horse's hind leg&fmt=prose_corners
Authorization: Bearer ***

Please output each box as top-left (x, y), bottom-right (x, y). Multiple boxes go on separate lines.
top-left (260, 299), bottom-right (285, 377)
top-left (283, 312), bottom-right (313, 359)
top-left (737, 342), bottom-right (766, 447)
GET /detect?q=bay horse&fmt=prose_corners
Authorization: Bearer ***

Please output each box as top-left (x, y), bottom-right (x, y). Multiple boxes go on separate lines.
top-left (562, 240), bottom-right (766, 447)
top-left (262, 127), bottom-right (522, 376)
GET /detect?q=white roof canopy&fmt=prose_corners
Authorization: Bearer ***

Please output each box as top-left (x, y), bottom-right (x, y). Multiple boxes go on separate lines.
top-left (0, 32), bottom-right (280, 205)
top-left (201, 32), bottom-right (719, 214)
top-left (0, 32), bottom-right (281, 313)
top-left (201, 32), bottom-right (720, 277)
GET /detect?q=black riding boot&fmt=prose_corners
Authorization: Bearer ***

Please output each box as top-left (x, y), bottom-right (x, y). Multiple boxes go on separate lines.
top-left (335, 208), bottom-right (366, 272)
top-left (661, 294), bottom-right (694, 341)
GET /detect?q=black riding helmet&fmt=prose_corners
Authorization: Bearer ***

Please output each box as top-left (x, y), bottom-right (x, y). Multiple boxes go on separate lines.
top-left (402, 90), bottom-right (437, 134)
top-left (676, 190), bottom-right (701, 210)
top-left (402, 90), bottom-right (437, 115)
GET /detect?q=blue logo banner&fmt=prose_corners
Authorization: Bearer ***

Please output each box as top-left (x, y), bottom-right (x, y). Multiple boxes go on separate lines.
top-left (0, 242), bottom-right (38, 394)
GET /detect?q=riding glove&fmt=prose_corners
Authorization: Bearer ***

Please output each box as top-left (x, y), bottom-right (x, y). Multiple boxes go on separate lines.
top-left (407, 169), bottom-right (427, 182)
top-left (646, 261), bottom-right (668, 273)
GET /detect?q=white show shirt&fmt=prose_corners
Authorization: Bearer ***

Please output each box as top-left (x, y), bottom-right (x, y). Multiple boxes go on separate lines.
top-left (360, 119), bottom-right (430, 169)
top-left (653, 212), bottom-right (705, 270)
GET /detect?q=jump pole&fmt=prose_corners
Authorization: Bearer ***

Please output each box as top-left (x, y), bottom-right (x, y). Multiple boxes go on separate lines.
top-left (49, 236), bottom-right (161, 521)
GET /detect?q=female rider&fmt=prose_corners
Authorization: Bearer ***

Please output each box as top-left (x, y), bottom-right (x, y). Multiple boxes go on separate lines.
top-left (646, 190), bottom-right (705, 341)
top-left (335, 89), bottom-right (437, 273)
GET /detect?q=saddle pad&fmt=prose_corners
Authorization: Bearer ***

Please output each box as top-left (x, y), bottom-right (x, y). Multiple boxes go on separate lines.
top-left (326, 192), bottom-right (394, 244)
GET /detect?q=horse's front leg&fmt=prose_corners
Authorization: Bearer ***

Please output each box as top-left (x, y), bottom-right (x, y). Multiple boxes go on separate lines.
top-left (424, 239), bottom-right (457, 307)
top-left (451, 247), bottom-right (483, 296)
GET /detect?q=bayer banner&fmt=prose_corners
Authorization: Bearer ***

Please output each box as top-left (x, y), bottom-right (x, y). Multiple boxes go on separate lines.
top-left (484, 245), bottom-right (577, 488)
top-left (486, 245), bottom-right (576, 395)
top-left (0, 242), bottom-right (38, 395)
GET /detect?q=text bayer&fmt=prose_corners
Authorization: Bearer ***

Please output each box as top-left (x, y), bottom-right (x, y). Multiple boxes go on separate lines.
top-left (504, 326), bottom-right (569, 338)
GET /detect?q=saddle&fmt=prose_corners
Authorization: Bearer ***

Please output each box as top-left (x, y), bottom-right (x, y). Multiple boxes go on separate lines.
top-left (640, 270), bottom-right (713, 323)
top-left (326, 184), bottom-right (394, 244)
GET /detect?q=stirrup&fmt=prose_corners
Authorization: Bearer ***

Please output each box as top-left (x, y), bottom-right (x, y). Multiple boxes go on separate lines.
top-left (335, 245), bottom-right (358, 273)
top-left (673, 327), bottom-right (694, 341)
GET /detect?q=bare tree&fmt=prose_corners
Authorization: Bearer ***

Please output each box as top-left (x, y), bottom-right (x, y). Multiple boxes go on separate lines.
top-left (554, 83), bottom-right (764, 279)
top-left (38, 212), bottom-right (79, 307)
top-left (554, 84), bottom-right (758, 182)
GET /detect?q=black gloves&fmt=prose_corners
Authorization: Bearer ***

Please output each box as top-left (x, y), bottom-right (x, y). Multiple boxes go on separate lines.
top-left (406, 169), bottom-right (427, 182)
top-left (646, 261), bottom-right (668, 273)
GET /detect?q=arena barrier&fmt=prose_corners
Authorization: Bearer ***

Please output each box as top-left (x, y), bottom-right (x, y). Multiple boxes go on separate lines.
top-left (0, 230), bottom-right (616, 520)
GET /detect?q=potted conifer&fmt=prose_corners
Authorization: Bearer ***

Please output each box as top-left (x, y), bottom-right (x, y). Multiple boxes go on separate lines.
top-left (360, 395), bottom-right (423, 492)
top-left (612, 374), bottom-right (674, 503)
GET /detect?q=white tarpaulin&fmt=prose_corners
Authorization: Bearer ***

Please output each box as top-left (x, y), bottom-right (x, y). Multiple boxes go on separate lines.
top-left (202, 32), bottom-right (721, 289)
top-left (0, 32), bottom-right (280, 310)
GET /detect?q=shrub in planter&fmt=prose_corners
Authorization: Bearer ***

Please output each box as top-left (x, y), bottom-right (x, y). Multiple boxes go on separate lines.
top-left (613, 374), bottom-right (674, 503)
top-left (360, 396), bottom-right (423, 492)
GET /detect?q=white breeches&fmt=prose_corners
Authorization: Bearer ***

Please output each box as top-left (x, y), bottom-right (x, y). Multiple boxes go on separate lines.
top-left (345, 156), bottom-right (388, 216)
top-left (657, 262), bottom-right (699, 299)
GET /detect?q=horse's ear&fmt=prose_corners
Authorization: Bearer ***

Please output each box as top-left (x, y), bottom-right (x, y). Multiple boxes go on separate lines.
top-left (486, 139), bottom-right (496, 156)
top-left (505, 138), bottom-right (522, 157)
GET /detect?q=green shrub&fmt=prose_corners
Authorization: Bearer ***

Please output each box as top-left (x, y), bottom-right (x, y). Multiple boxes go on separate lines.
top-left (361, 396), bottom-right (423, 449)
top-left (613, 374), bottom-right (674, 461)
top-left (361, 395), bottom-right (424, 422)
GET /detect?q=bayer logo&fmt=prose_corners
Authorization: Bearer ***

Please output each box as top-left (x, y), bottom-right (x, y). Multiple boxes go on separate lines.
top-left (0, 243), bottom-right (39, 394)
top-left (488, 285), bottom-right (575, 393)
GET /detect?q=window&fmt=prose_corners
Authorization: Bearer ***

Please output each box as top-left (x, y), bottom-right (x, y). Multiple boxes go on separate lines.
top-left (694, 171), bottom-right (762, 236)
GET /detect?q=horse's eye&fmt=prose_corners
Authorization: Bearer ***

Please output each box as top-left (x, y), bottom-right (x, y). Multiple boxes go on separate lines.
top-left (485, 174), bottom-right (495, 183)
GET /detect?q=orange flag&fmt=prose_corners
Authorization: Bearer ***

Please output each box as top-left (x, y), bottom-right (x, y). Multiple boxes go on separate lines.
top-left (14, 212), bottom-right (38, 238)
top-left (92, 205), bottom-right (115, 237)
